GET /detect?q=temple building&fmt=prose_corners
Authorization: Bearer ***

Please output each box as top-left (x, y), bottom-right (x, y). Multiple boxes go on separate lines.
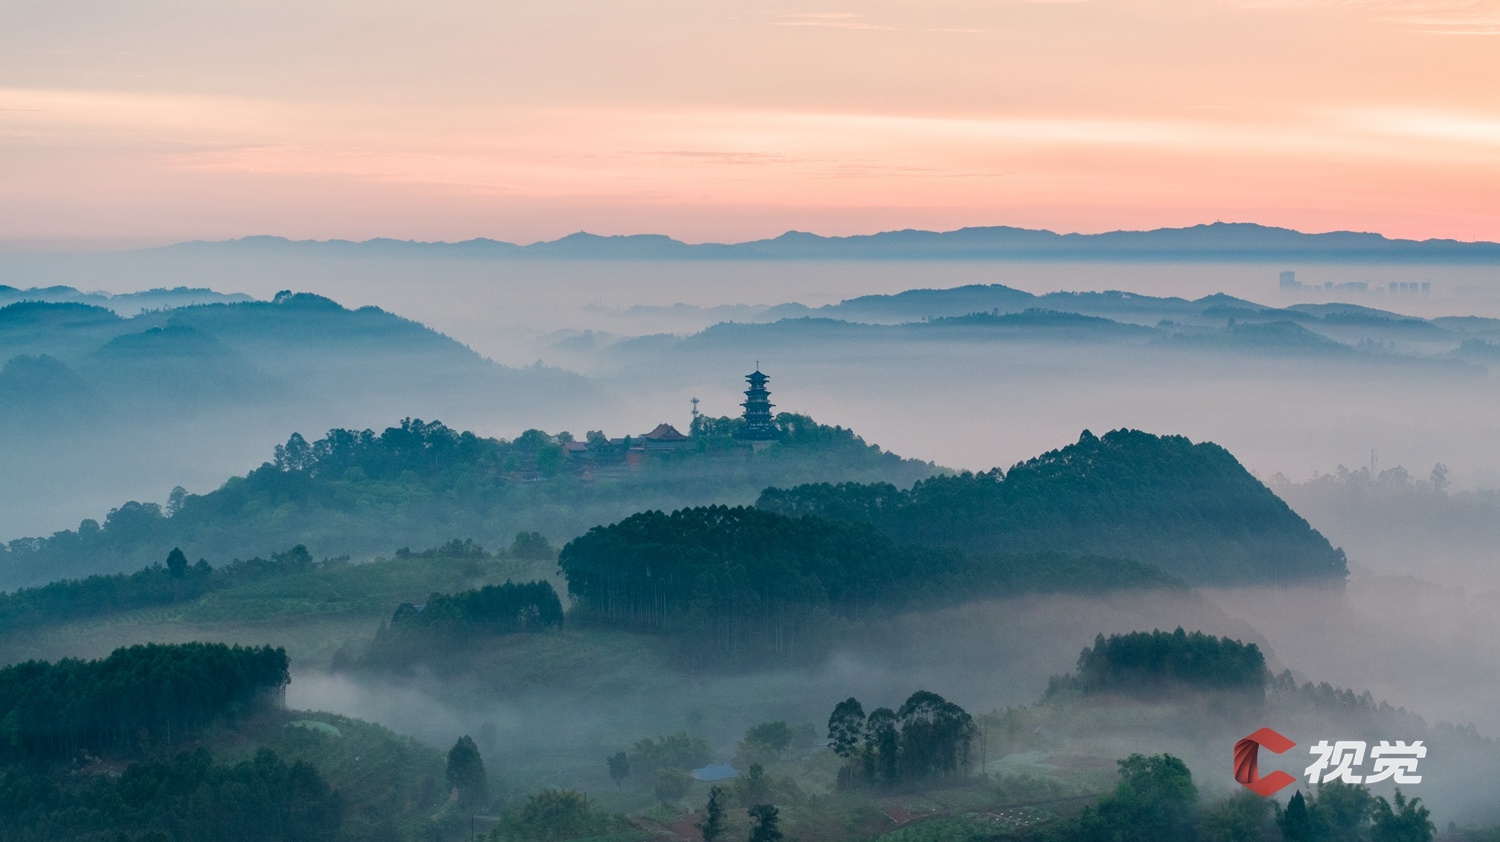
top-left (560, 367), bottom-right (782, 476)
top-left (736, 366), bottom-right (780, 441)
top-left (639, 423), bottom-right (690, 451)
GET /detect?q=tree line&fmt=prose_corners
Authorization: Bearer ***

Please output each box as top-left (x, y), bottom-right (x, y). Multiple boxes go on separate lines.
top-left (1043, 752), bottom-right (1434, 842)
top-left (757, 428), bottom-right (1349, 585)
top-left (1045, 628), bottom-right (1270, 699)
top-left (827, 691), bottom-right (977, 789)
top-left (560, 505), bottom-right (921, 651)
top-left (559, 504), bottom-right (1178, 657)
top-left (0, 642), bottom-right (289, 763)
top-left (362, 579), bottom-right (565, 666)
top-left (0, 545), bottom-right (340, 635)
top-left (0, 747), bottom-right (342, 842)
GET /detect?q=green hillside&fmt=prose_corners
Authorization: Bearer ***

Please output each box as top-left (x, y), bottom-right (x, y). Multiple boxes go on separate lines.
top-left (0, 642), bottom-right (462, 842)
top-left (559, 504), bottom-right (1179, 658)
top-left (0, 414), bottom-right (936, 589)
top-left (757, 429), bottom-right (1347, 585)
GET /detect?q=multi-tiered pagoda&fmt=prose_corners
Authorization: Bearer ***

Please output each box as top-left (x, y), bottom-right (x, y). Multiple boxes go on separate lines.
top-left (736, 367), bottom-right (779, 441)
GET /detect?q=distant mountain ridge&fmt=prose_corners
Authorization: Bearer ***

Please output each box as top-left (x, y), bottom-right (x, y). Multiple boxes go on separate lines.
top-left (585, 284), bottom-right (1500, 370)
top-left (0, 291), bottom-right (583, 429)
top-left (148, 222), bottom-right (1500, 263)
top-left (0, 285), bottom-right (251, 315)
top-left (0, 291), bottom-right (592, 543)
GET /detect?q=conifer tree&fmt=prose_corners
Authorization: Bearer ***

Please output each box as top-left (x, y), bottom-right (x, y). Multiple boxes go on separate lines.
top-left (165, 547), bottom-right (188, 579)
top-left (747, 804), bottom-right (782, 842)
top-left (697, 786), bottom-right (726, 842)
top-left (446, 735), bottom-right (488, 809)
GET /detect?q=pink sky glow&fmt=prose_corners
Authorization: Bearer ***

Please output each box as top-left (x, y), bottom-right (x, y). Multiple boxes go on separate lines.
top-left (1, 0), bottom-right (1498, 248)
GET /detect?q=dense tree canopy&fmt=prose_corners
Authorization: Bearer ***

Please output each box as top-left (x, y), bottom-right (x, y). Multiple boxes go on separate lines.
top-left (826, 691), bottom-right (976, 789)
top-left (0, 642), bottom-right (288, 763)
top-left (731, 722), bottom-right (818, 774)
top-left (1042, 755), bottom-right (1437, 842)
top-left (757, 428), bottom-right (1348, 584)
top-left (489, 788), bottom-right (622, 841)
top-left (388, 580), bottom-right (563, 637)
top-left (561, 505), bottom-right (920, 637)
top-left (0, 545), bottom-right (338, 636)
top-left (560, 504), bottom-right (1178, 655)
top-left (747, 803), bottom-right (783, 842)
top-left (0, 747), bottom-right (341, 842)
top-left (1277, 782), bottom-right (1435, 842)
top-left (1047, 628), bottom-right (1269, 698)
top-left (1063, 753), bottom-right (1200, 842)
top-left (624, 734), bottom-right (713, 780)
top-left (446, 735), bottom-right (488, 810)
top-left (364, 580), bottom-right (565, 666)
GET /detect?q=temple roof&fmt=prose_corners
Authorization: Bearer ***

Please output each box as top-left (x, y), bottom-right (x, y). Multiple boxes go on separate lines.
top-left (641, 423), bottom-right (690, 441)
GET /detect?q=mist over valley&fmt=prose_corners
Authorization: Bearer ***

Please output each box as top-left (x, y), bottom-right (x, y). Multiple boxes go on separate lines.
top-left (4, 238), bottom-right (1500, 840)
top-left (10, 0), bottom-right (1500, 831)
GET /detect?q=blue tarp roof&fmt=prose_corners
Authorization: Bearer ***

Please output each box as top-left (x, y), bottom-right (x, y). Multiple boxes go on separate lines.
top-left (692, 764), bottom-right (740, 782)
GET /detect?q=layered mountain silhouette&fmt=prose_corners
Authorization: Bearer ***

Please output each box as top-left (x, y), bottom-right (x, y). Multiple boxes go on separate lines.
top-left (10, 223), bottom-right (1500, 268)
top-left (0, 291), bottom-right (584, 429)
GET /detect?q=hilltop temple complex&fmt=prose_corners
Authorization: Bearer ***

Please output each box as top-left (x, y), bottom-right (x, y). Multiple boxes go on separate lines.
top-left (563, 366), bottom-right (781, 472)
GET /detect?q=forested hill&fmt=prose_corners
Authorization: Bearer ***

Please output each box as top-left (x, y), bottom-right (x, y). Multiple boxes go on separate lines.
top-left (0, 414), bottom-right (936, 589)
top-left (0, 642), bottom-right (464, 840)
top-left (0, 290), bottom-right (593, 546)
top-left (756, 429), bottom-right (1347, 585)
top-left (0, 283), bottom-right (251, 315)
top-left (559, 505), bottom-right (1180, 657)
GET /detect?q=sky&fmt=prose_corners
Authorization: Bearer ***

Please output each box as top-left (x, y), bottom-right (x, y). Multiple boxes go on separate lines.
top-left (2, 0), bottom-right (1498, 249)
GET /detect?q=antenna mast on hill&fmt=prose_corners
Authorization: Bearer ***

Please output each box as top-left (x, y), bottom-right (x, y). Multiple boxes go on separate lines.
top-left (691, 396), bottom-right (700, 421)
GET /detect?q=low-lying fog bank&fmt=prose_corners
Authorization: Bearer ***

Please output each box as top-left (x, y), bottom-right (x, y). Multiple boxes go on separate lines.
top-left (283, 573), bottom-right (1500, 821)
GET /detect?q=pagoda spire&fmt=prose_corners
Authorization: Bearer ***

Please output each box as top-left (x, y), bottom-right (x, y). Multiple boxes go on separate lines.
top-left (736, 365), bottom-right (779, 441)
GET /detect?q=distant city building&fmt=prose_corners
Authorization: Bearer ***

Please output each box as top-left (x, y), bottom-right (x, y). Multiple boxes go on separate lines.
top-left (736, 367), bottom-right (780, 441)
top-left (1381, 281), bottom-right (1430, 296)
top-left (1279, 269), bottom-right (1432, 298)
